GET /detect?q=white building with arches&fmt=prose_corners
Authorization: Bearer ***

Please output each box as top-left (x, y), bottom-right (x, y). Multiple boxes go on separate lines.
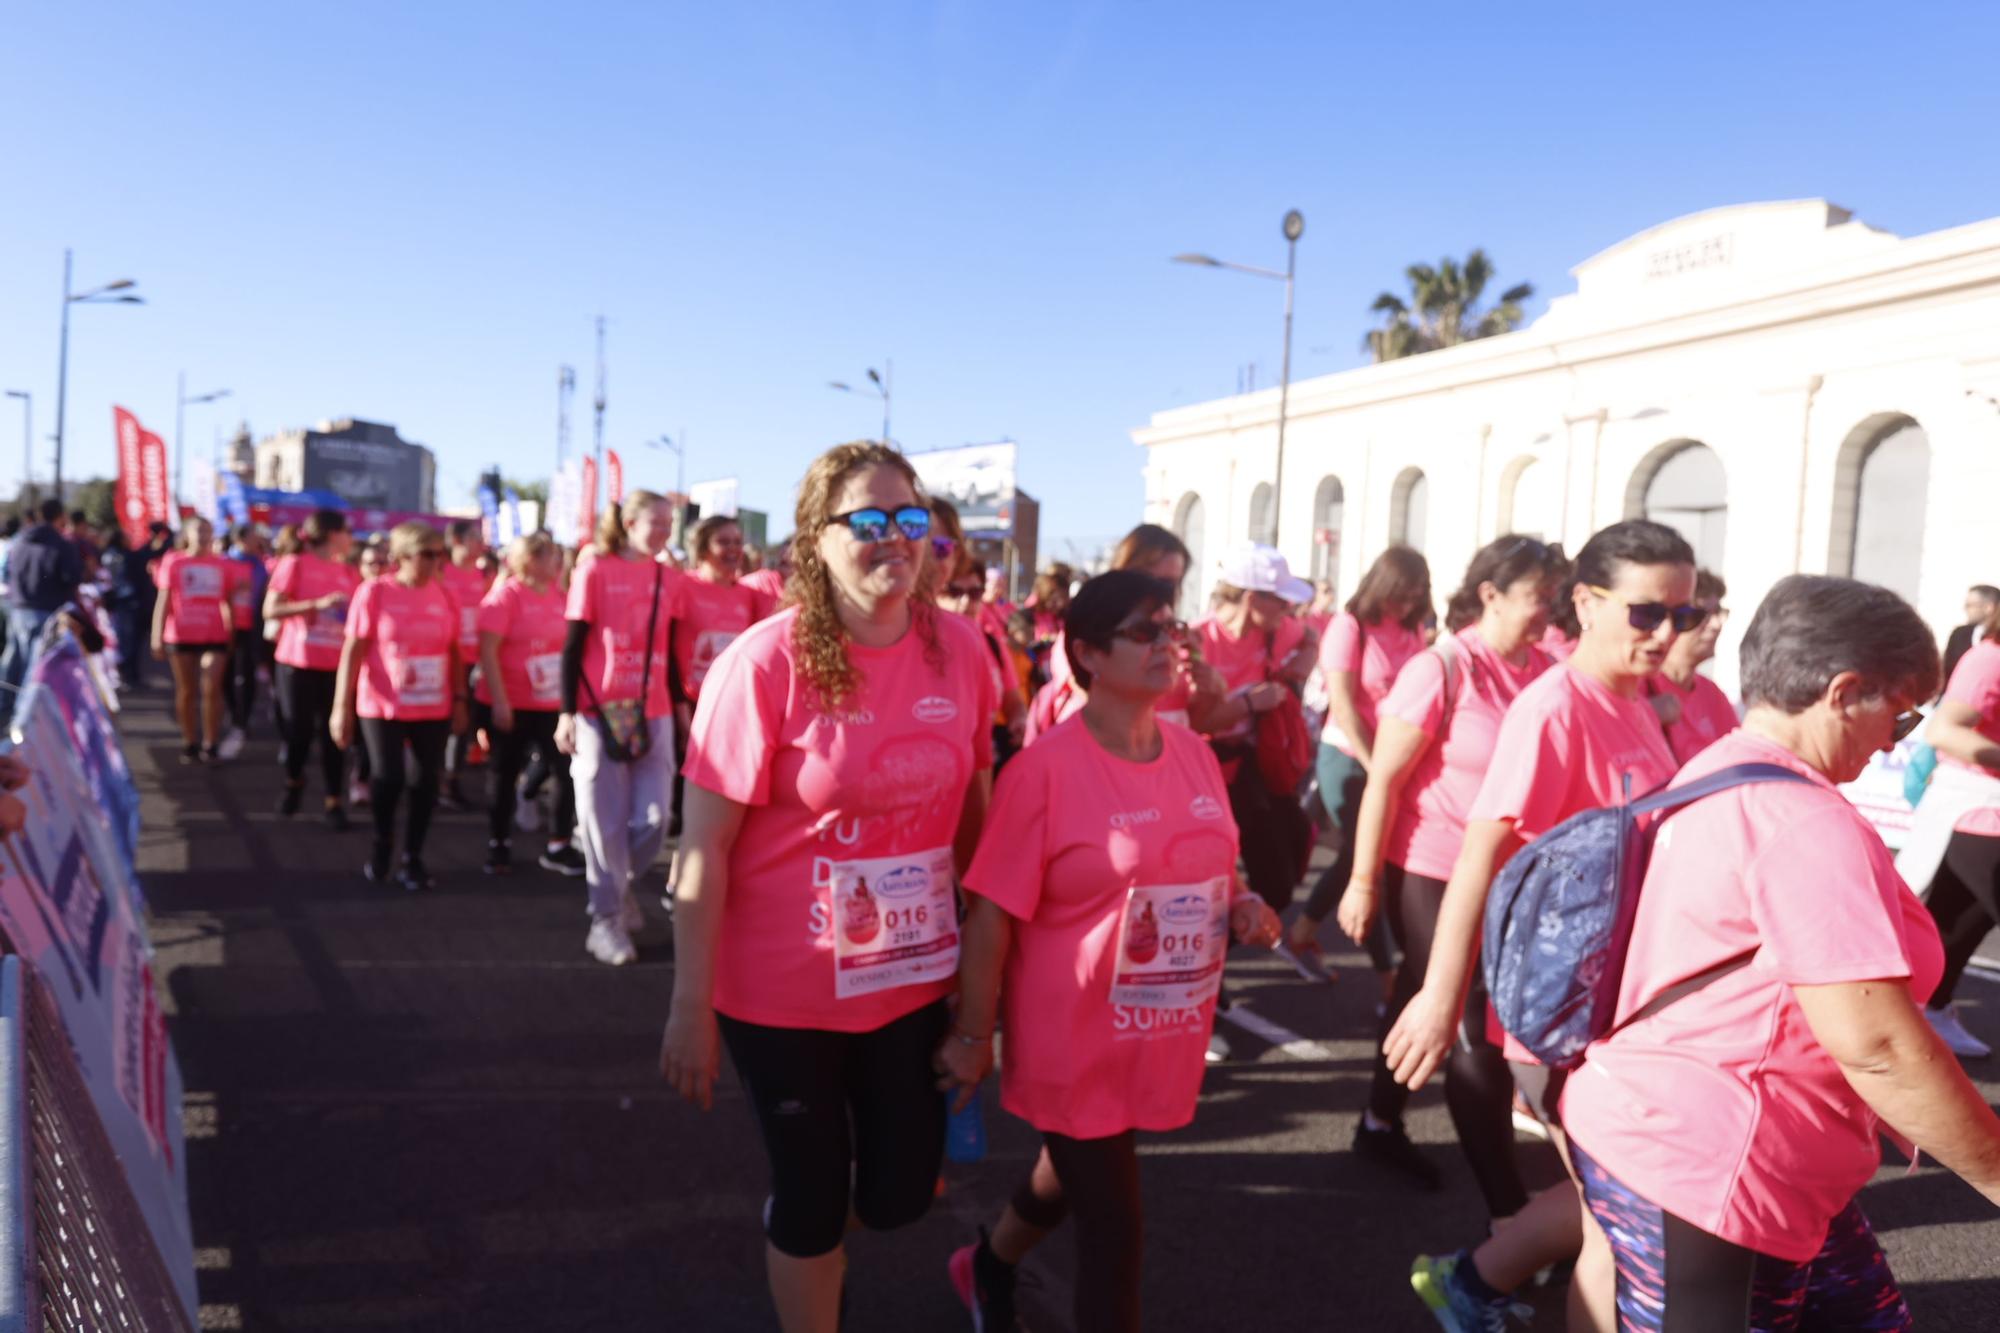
top-left (1135, 200), bottom-right (2000, 692)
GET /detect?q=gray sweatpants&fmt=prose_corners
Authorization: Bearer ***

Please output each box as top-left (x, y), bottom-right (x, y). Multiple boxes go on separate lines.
top-left (570, 714), bottom-right (675, 921)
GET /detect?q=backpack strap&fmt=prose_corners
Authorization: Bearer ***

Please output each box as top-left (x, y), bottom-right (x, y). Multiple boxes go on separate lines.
top-left (1608, 947), bottom-right (1759, 1038)
top-left (1626, 762), bottom-right (1813, 818)
top-left (1433, 633), bottom-right (1462, 727)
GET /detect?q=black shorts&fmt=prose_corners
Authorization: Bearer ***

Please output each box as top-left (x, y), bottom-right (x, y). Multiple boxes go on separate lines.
top-left (169, 641), bottom-right (230, 657)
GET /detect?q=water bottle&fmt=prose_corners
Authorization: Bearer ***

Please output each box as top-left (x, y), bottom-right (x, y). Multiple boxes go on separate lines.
top-left (945, 1085), bottom-right (987, 1164)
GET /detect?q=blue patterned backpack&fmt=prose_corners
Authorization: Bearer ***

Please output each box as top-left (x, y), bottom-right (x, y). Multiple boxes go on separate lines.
top-left (1482, 763), bottom-right (1811, 1069)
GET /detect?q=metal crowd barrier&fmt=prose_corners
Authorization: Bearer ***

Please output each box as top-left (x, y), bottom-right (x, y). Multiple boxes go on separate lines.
top-left (0, 956), bottom-right (192, 1332)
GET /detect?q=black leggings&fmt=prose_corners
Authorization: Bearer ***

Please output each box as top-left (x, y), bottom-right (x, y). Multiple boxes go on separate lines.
top-left (487, 709), bottom-right (575, 844)
top-left (227, 627), bottom-right (263, 730)
top-left (276, 665), bottom-right (345, 802)
top-left (1368, 863), bottom-right (1527, 1219)
top-left (359, 717), bottom-right (450, 860)
top-left (1923, 830), bottom-right (2000, 1008)
top-left (1008, 1130), bottom-right (1144, 1333)
top-left (717, 1000), bottom-right (948, 1259)
top-left (1224, 756), bottom-right (1309, 913)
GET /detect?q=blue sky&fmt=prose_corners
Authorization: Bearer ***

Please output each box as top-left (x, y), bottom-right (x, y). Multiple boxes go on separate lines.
top-left (1, 2), bottom-right (1992, 556)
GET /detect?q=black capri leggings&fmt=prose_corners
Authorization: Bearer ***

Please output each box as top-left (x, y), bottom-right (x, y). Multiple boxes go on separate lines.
top-left (717, 1000), bottom-right (948, 1259)
top-left (1370, 863), bottom-right (1528, 1219)
top-left (276, 664), bottom-right (344, 802)
top-left (487, 708), bottom-right (575, 844)
top-left (358, 716), bottom-right (450, 861)
top-left (1923, 830), bottom-right (2000, 1010)
top-left (1008, 1130), bottom-right (1144, 1333)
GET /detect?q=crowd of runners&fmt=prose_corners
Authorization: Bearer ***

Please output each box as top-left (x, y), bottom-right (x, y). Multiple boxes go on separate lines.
top-left (44, 435), bottom-right (2000, 1331)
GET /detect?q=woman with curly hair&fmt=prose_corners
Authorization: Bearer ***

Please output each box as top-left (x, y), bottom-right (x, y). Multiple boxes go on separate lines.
top-left (661, 442), bottom-right (997, 1333)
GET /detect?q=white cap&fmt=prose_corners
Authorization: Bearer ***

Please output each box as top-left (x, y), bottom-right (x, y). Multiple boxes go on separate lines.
top-left (1216, 542), bottom-right (1312, 604)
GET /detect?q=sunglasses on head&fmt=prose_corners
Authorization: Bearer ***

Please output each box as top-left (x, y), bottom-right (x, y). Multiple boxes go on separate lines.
top-left (1587, 586), bottom-right (1708, 634)
top-left (826, 506), bottom-right (930, 544)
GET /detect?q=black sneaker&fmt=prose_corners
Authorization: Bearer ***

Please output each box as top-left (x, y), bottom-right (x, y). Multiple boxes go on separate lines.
top-left (396, 856), bottom-right (435, 894)
top-left (538, 844), bottom-right (586, 877)
top-left (1353, 1117), bottom-right (1442, 1191)
top-left (180, 743), bottom-right (201, 766)
top-left (948, 1230), bottom-right (1020, 1332)
top-left (485, 841), bottom-right (512, 876)
top-left (200, 745), bottom-right (222, 765)
top-left (362, 844), bottom-right (394, 884)
top-left (323, 802), bottom-right (351, 832)
top-left (278, 784), bottom-right (304, 817)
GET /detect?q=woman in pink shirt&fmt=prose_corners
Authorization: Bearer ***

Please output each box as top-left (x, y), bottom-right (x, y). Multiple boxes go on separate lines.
top-left (151, 517), bottom-right (241, 764)
top-left (330, 522), bottom-right (467, 892)
top-left (937, 570), bottom-right (1281, 1333)
top-left (661, 443), bottom-right (995, 1333)
top-left (1327, 535), bottom-right (1562, 1206)
top-left (1285, 545), bottom-right (1431, 984)
top-left (556, 491), bottom-right (681, 967)
top-left (264, 510), bottom-right (359, 824)
top-left (931, 499), bottom-right (1028, 765)
top-left (477, 534), bottom-right (579, 877)
top-left (439, 519), bottom-right (490, 811)
top-left (1646, 568), bottom-right (1737, 765)
top-left (1385, 520), bottom-right (1694, 1333)
top-left (1564, 575), bottom-right (2000, 1330)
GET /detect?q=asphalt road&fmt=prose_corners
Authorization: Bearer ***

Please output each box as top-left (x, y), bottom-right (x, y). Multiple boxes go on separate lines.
top-left (132, 689), bottom-right (2000, 1331)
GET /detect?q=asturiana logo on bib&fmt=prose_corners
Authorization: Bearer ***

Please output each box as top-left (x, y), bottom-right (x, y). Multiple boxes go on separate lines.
top-left (1160, 893), bottom-right (1210, 928)
top-left (1189, 795), bottom-right (1224, 821)
top-left (1108, 807), bottom-right (1162, 830)
top-left (913, 696), bottom-right (958, 724)
top-left (874, 863), bottom-right (930, 900)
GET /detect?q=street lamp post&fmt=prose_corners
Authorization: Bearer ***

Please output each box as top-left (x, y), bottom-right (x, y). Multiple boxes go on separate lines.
top-left (175, 374), bottom-right (231, 514)
top-left (2, 392), bottom-right (28, 501)
top-left (53, 248), bottom-right (144, 498)
top-left (1172, 210), bottom-right (1305, 546)
top-left (829, 360), bottom-right (892, 446)
top-left (650, 433), bottom-right (687, 502)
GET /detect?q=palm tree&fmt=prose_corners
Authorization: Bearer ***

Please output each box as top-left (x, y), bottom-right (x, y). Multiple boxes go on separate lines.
top-left (1365, 249), bottom-right (1533, 362)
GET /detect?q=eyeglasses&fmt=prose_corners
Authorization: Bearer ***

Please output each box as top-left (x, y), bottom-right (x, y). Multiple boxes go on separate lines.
top-left (944, 582), bottom-right (983, 599)
top-left (930, 535), bottom-right (959, 561)
top-left (1587, 586), bottom-right (1708, 634)
top-left (825, 506), bottom-right (931, 544)
top-left (1106, 619), bottom-right (1187, 647)
top-left (414, 548), bottom-right (446, 561)
top-left (1890, 709), bottom-right (1924, 743)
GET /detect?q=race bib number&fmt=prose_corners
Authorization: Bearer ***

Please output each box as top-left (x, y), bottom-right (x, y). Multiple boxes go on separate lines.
top-left (396, 653), bottom-right (447, 708)
top-left (307, 602), bottom-right (346, 647)
top-left (181, 565), bottom-right (222, 598)
top-left (1110, 877), bottom-right (1229, 1010)
top-left (524, 652), bottom-right (563, 704)
top-left (823, 846), bottom-right (959, 999)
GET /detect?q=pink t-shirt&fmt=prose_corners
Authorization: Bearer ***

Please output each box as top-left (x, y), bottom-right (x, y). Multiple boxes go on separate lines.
top-left (966, 716), bottom-right (1240, 1138)
top-left (564, 554), bottom-right (679, 719)
top-left (1380, 630), bottom-right (1553, 881)
top-left (270, 553), bottom-right (360, 672)
top-left (684, 606), bottom-right (998, 1032)
top-left (154, 552), bottom-right (238, 645)
top-left (438, 561), bottom-right (487, 658)
top-left (1539, 624), bottom-right (1577, 663)
top-left (1317, 612), bottom-right (1426, 752)
top-left (1650, 671), bottom-right (1739, 766)
top-left (740, 567), bottom-right (787, 618)
top-left (346, 577), bottom-right (459, 721)
top-left (675, 576), bottom-right (763, 704)
top-left (1194, 614), bottom-right (1308, 696)
top-left (1939, 641), bottom-right (2000, 835)
top-left (475, 578), bottom-right (568, 711)
top-left (1564, 731), bottom-right (1944, 1263)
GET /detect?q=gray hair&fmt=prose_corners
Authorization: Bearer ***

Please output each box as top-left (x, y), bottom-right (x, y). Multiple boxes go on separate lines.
top-left (1739, 575), bottom-right (1939, 713)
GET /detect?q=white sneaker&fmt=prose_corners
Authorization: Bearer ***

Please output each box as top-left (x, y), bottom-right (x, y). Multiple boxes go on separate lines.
top-left (1205, 1031), bottom-right (1231, 1065)
top-left (514, 780), bottom-right (542, 833)
top-left (586, 918), bottom-right (637, 967)
top-left (1926, 1003), bottom-right (1992, 1059)
top-left (217, 727), bottom-right (246, 761)
top-left (620, 892), bottom-right (645, 935)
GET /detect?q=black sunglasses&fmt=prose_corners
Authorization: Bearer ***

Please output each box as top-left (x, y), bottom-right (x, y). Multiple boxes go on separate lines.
top-left (1106, 619), bottom-right (1187, 647)
top-left (945, 581), bottom-right (983, 598)
top-left (1890, 709), bottom-right (1924, 744)
top-left (1587, 586), bottom-right (1708, 634)
top-left (826, 506), bottom-right (930, 544)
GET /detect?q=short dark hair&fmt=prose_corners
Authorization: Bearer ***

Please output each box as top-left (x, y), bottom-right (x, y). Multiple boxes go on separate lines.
top-left (1695, 569), bottom-right (1727, 603)
top-left (37, 499), bottom-right (64, 524)
top-left (68, 509), bottom-right (87, 526)
top-left (447, 517), bottom-right (479, 545)
top-left (1064, 570), bottom-right (1173, 690)
top-left (1444, 534), bottom-right (1567, 632)
top-left (1970, 584), bottom-right (2000, 604)
top-left (1739, 575), bottom-right (1939, 713)
top-left (1110, 524), bottom-right (1191, 576)
top-left (1572, 520), bottom-right (1696, 591)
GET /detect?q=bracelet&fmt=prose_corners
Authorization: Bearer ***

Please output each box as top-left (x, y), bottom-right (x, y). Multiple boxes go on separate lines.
top-left (949, 1026), bottom-right (992, 1046)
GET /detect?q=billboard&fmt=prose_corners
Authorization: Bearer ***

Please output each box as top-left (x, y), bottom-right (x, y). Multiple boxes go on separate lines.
top-left (301, 435), bottom-right (428, 512)
top-left (689, 477), bottom-right (739, 519)
top-left (910, 442), bottom-right (1017, 537)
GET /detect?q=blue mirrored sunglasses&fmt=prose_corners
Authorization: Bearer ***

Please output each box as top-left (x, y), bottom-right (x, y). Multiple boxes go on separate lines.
top-left (826, 505), bottom-right (931, 544)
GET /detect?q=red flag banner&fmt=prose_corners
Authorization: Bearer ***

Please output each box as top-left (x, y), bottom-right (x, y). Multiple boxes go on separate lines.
top-left (112, 407), bottom-right (173, 543)
top-left (139, 426), bottom-right (170, 533)
top-left (579, 455), bottom-right (599, 547)
top-left (606, 449), bottom-right (624, 507)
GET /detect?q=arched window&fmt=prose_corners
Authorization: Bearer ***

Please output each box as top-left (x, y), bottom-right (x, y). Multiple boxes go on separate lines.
top-left (1172, 491), bottom-right (1207, 620)
top-left (1626, 440), bottom-right (1726, 570)
top-left (1389, 467), bottom-right (1428, 553)
top-left (1829, 414), bottom-right (1929, 604)
top-left (1247, 482), bottom-right (1276, 547)
top-left (1497, 455), bottom-right (1558, 540)
top-left (1311, 475), bottom-right (1344, 590)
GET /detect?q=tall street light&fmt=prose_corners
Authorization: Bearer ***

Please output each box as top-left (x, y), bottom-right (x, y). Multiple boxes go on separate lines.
top-left (829, 360), bottom-right (892, 446)
top-left (1173, 209), bottom-right (1304, 545)
top-left (3, 391), bottom-right (29, 501)
top-left (175, 375), bottom-right (231, 514)
top-left (53, 249), bottom-right (145, 497)
top-left (648, 432), bottom-right (687, 502)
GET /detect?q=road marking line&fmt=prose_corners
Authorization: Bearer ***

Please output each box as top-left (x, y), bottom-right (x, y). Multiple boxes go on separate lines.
top-left (1217, 1007), bottom-right (1341, 1062)
top-left (1966, 957), bottom-right (2000, 984)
